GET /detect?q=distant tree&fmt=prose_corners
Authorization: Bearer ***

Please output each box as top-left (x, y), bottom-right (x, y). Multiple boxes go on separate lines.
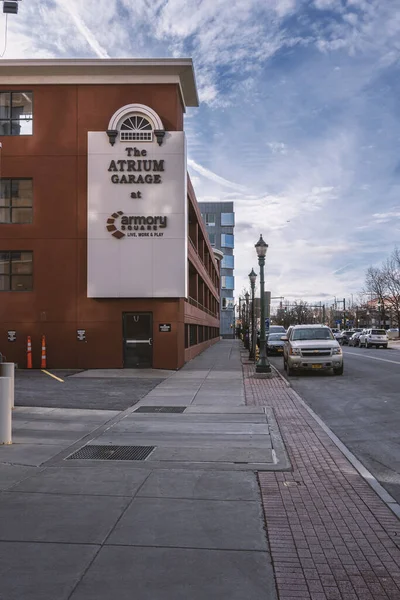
top-left (381, 248), bottom-right (400, 329)
top-left (363, 248), bottom-right (400, 330)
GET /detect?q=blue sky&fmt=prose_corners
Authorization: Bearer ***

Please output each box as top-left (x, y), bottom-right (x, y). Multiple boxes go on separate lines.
top-left (2, 0), bottom-right (400, 306)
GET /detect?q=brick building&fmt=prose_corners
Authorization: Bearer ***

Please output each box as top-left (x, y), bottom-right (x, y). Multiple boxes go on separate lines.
top-left (0, 59), bottom-right (220, 370)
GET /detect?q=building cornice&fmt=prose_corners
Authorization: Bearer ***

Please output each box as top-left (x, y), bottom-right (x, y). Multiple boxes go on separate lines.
top-left (0, 58), bottom-right (199, 108)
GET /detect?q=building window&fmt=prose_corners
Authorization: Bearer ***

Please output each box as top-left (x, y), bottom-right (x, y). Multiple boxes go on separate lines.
top-left (208, 232), bottom-right (216, 246)
top-left (222, 297), bottom-right (234, 309)
top-left (185, 324), bottom-right (189, 349)
top-left (120, 115), bottom-right (153, 142)
top-left (221, 255), bottom-right (234, 269)
top-left (0, 179), bottom-right (33, 223)
top-left (205, 213), bottom-right (215, 226)
top-left (221, 234), bottom-right (234, 248)
top-left (221, 212), bottom-right (234, 226)
top-left (221, 276), bottom-right (234, 290)
top-left (189, 324), bottom-right (198, 346)
top-left (0, 251), bottom-right (33, 291)
top-left (0, 91), bottom-right (33, 135)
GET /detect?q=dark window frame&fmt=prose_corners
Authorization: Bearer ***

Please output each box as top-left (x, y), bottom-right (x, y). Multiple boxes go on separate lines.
top-left (0, 178), bottom-right (33, 223)
top-left (0, 250), bottom-right (33, 292)
top-left (0, 90), bottom-right (33, 136)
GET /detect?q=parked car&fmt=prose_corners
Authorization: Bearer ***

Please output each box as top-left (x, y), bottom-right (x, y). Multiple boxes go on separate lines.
top-left (348, 332), bottom-right (361, 346)
top-left (266, 333), bottom-right (285, 355)
top-left (332, 329), bottom-right (343, 342)
top-left (340, 331), bottom-right (355, 346)
top-left (267, 325), bottom-right (286, 337)
top-left (282, 324), bottom-right (343, 376)
top-left (359, 329), bottom-right (388, 349)
top-left (387, 328), bottom-right (399, 340)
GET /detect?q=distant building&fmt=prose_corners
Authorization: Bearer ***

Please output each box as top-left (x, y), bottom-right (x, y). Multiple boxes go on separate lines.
top-left (199, 202), bottom-right (235, 338)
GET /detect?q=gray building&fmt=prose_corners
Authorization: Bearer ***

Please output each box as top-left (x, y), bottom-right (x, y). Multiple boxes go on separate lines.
top-left (199, 202), bottom-right (235, 338)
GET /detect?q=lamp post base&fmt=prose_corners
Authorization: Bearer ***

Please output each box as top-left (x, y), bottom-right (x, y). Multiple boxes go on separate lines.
top-left (255, 361), bottom-right (272, 374)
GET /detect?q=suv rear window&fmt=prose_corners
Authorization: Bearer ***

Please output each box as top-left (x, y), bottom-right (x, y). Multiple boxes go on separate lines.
top-left (292, 328), bottom-right (334, 341)
top-left (371, 330), bottom-right (386, 335)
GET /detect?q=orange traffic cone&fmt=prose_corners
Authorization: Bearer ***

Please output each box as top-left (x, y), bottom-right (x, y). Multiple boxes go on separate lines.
top-left (40, 335), bottom-right (47, 369)
top-left (27, 336), bottom-right (32, 369)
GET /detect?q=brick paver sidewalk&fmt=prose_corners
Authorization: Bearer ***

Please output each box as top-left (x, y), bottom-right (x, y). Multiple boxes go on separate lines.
top-left (242, 355), bottom-right (400, 600)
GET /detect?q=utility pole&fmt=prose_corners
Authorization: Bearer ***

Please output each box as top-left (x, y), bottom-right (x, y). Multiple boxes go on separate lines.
top-left (343, 297), bottom-right (346, 329)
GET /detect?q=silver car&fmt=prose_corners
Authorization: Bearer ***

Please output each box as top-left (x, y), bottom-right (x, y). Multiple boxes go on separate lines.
top-left (359, 329), bottom-right (388, 349)
top-left (283, 324), bottom-right (343, 376)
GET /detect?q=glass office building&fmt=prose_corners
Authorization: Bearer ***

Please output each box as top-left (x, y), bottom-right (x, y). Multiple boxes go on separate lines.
top-left (199, 202), bottom-right (235, 338)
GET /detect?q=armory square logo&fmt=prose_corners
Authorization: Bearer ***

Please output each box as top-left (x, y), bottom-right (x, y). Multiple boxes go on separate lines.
top-left (106, 211), bottom-right (167, 239)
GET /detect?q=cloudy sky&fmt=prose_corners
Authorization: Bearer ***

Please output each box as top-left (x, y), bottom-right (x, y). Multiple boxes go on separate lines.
top-left (2, 0), bottom-right (400, 307)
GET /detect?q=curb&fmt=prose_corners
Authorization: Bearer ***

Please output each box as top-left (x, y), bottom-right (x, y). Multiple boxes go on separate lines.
top-left (270, 365), bottom-right (400, 521)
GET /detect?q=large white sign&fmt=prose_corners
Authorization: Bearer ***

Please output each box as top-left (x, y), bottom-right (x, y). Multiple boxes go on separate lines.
top-left (87, 132), bottom-right (187, 298)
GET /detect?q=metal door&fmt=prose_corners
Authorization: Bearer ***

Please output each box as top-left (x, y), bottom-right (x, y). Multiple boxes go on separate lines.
top-left (122, 313), bottom-right (153, 368)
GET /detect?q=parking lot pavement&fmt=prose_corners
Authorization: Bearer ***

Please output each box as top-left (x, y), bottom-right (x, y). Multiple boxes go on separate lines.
top-left (15, 369), bottom-right (167, 411)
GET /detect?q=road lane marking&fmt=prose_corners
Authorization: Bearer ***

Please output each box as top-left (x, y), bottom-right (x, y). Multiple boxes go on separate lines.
top-left (41, 369), bottom-right (64, 383)
top-left (345, 351), bottom-right (400, 366)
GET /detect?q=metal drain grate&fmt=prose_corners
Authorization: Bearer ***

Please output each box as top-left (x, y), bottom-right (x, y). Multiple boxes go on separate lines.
top-left (134, 406), bottom-right (186, 414)
top-left (67, 445), bottom-right (155, 461)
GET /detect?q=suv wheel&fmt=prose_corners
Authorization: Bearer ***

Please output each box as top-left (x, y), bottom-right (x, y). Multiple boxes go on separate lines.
top-left (333, 365), bottom-right (344, 376)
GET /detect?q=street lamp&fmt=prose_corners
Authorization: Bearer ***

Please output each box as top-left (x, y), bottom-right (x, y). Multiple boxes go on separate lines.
top-left (244, 292), bottom-right (250, 349)
top-left (255, 234), bottom-right (271, 374)
top-left (249, 268), bottom-right (257, 360)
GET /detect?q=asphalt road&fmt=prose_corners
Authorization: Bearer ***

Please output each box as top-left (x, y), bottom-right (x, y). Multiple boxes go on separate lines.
top-left (269, 344), bottom-right (400, 503)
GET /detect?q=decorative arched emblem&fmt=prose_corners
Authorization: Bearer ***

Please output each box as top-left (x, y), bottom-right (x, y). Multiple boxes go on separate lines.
top-left (106, 103), bottom-right (165, 146)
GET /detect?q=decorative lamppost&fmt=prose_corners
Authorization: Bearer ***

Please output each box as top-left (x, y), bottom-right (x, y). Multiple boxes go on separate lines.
top-left (238, 296), bottom-right (242, 338)
top-left (244, 292), bottom-right (250, 349)
top-left (249, 268), bottom-right (257, 360)
top-left (255, 234), bottom-right (271, 374)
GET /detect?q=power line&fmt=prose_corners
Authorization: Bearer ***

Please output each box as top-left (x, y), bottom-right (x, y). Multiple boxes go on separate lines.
top-left (0, 13), bottom-right (8, 58)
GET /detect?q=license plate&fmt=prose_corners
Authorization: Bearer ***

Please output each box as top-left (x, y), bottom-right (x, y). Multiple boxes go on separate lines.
top-left (278, 348), bottom-right (283, 352)
top-left (312, 364), bottom-right (322, 369)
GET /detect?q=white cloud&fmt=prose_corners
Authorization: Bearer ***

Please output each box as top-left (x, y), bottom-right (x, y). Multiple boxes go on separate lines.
top-left (54, 0), bottom-right (110, 58)
top-left (187, 159), bottom-right (246, 191)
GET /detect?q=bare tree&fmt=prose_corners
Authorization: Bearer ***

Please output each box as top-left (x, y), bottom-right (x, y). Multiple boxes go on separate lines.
top-left (381, 248), bottom-right (400, 330)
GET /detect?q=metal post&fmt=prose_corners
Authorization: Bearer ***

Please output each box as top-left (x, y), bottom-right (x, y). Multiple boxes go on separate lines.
top-left (249, 284), bottom-right (255, 360)
top-left (0, 377), bottom-right (12, 444)
top-left (238, 297), bottom-right (242, 338)
top-left (245, 293), bottom-right (250, 349)
top-left (0, 363), bottom-right (14, 408)
top-left (256, 255), bottom-right (271, 374)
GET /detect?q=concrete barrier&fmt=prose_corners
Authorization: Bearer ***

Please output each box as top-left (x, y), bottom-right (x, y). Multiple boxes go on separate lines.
top-left (0, 376), bottom-right (12, 444)
top-left (0, 363), bottom-right (14, 408)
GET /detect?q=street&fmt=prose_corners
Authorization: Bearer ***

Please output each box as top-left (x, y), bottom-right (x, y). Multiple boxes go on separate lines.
top-left (270, 344), bottom-right (400, 504)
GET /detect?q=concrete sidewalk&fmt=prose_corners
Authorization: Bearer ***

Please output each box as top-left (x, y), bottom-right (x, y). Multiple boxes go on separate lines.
top-left (0, 340), bottom-right (280, 600)
top-left (1, 339), bottom-right (399, 599)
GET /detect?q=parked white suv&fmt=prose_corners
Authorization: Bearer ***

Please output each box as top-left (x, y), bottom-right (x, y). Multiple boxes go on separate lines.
top-left (283, 324), bottom-right (343, 376)
top-left (359, 329), bottom-right (388, 349)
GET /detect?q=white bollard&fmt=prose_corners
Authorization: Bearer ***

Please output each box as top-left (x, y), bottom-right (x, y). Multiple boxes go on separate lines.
top-left (0, 376), bottom-right (12, 444)
top-left (0, 363), bottom-right (15, 408)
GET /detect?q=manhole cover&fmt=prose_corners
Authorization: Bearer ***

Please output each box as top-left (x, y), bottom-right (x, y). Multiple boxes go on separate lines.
top-left (134, 406), bottom-right (186, 413)
top-left (67, 445), bottom-right (155, 461)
